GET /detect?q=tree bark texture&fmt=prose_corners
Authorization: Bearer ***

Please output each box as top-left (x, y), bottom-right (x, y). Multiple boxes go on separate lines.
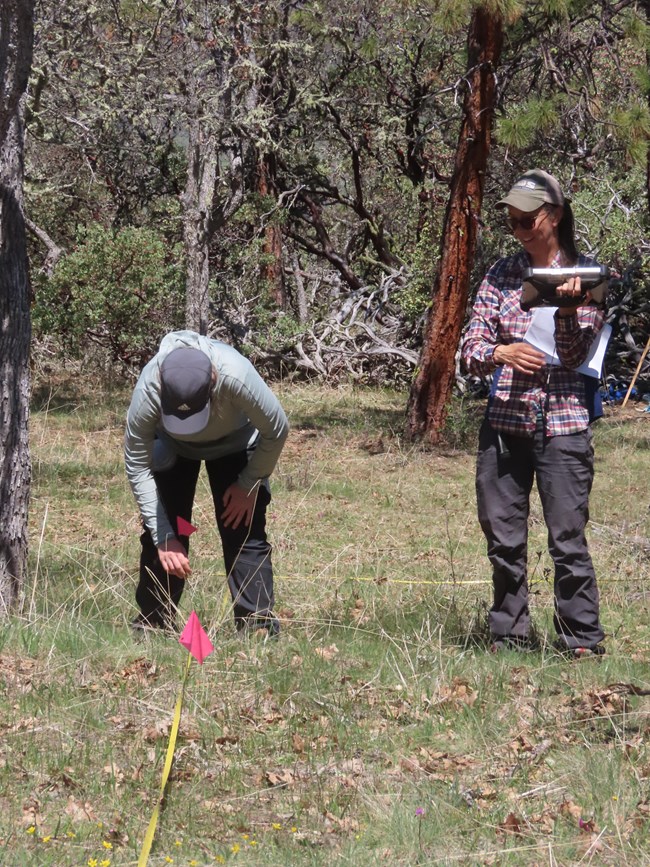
top-left (182, 119), bottom-right (217, 336)
top-left (646, 0), bottom-right (650, 214)
top-left (0, 0), bottom-right (34, 614)
top-left (405, 7), bottom-right (503, 444)
top-left (257, 152), bottom-right (287, 309)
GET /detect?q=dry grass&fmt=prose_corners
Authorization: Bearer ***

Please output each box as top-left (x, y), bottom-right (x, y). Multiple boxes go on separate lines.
top-left (1, 380), bottom-right (649, 866)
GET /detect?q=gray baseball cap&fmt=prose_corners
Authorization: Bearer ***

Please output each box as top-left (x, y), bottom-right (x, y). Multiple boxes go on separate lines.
top-left (497, 169), bottom-right (569, 212)
top-left (159, 347), bottom-right (213, 436)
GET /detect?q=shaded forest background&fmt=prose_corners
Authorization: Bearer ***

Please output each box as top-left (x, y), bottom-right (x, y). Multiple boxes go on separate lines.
top-left (25, 0), bottom-right (650, 391)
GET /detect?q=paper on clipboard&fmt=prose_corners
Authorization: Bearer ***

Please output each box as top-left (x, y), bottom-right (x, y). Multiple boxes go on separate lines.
top-left (523, 307), bottom-right (612, 379)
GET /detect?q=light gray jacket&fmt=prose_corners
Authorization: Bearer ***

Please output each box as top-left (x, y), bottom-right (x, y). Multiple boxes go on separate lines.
top-left (125, 330), bottom-right (289, 545)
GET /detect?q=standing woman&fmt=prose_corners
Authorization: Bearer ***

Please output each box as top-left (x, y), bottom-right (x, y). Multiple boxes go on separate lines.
top-left (462, 169), bottom-right (606, 656)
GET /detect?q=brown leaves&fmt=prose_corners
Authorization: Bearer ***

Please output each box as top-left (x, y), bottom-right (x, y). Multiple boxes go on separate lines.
top-left (143, 716), bottom-right (201, 742)
top-left (499, 811), bottom-right (524, 836)
top-left (559, 799), bottom-right (599, 834)
top-left (0, 654), bottom-right (37, 694)
top-left (574, 686), bottom-right (628, 719)
top-left (431, 677), bottom-right (478, 709)
top-left (351, 597), bottom-right (371, 625)
top-left (74, 657), bottom-right (159, 693)
top-left (399, 748), bottom-right (477, 782)
top-left (115, 658), bottom-right (158, 683)
top-left (143, 719), bottom-right (172, 742)
top-left (21, 797), bottom-right (43, 829)
top-left (265, 768), bottom-right (295, 788)
top-left (506, 735), bottom-right (553, 765)
top-left (570, 682), bottom-right (649, 723)
top-left (323, 811), bottom-right (360, 833)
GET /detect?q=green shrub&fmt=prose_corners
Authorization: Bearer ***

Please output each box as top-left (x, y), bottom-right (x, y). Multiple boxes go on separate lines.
top-left (33, 224), bottom-right (185, 371)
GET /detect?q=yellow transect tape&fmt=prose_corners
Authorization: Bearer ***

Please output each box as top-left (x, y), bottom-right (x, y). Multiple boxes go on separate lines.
top-left (199, 570), bottom-right (640, 590)
top-left (272, 572), bottom-right (637, 587)
top-left (299, 574), bottom-right (490, 586)
top-left (138, 652), bottom-right (192, 867)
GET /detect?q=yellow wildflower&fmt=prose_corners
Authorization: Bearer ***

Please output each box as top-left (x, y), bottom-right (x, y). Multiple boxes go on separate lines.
top-left (41, 836), bottom-right (52, 843)
top-left (102, 841), bottom-right (113, 850)
top-left (26, 826), bottom-right (36, 835)
top-left (230, 843), bottom-right (240, 854)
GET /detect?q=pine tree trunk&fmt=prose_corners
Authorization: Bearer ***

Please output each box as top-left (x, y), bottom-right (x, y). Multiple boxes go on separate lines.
top-left (405, 6), bottom-right (503, 444)
top-left (0, 0), bottom-right (34, 614)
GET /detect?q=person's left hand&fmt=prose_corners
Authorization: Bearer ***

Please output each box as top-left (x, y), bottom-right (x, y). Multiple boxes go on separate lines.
top-left (221, 482), bottom-right (257, 529)
top-left (555, 276), bottom-right (591, 316)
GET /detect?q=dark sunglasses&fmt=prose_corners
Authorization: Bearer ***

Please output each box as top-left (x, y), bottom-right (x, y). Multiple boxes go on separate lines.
top-left (507, 209), bottom-right (546, 232)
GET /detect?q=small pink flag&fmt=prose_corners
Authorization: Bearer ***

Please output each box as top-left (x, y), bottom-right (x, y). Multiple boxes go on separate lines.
top-left (179, 611), bottom-right (214, 664)
top-left (176, 516), bottom-right (197, 537)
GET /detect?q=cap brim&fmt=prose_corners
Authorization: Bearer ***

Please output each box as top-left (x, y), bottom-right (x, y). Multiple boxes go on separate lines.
top-left (496, 190), bottom-right (547, 211)
top-left (161, 401), bottom-right (210, 436)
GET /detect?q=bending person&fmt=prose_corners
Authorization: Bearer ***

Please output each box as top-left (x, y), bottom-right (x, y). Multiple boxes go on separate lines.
top-left (125, 330), bottom-right (289, 636)
top-left (462, 169), bottom-right (606, 657)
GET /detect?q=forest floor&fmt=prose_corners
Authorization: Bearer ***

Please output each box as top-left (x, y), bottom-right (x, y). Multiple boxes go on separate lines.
top-left (1, 380), bottom-right (649, 866)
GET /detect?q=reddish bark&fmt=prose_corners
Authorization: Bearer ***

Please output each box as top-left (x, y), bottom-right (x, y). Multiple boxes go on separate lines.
top-left (406, 7), bottom-right (503, 443)
top-left (257, 152), bottom-right (287, 309)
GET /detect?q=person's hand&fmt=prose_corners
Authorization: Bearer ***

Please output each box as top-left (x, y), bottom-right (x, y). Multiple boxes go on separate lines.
top-left (494, 342), bottom-right (546, 374)
top-left (222, 482), bottom-right (257, 529)
top-left (555, 275), bottom-right (590, 317)
top-left (157, 537), bottom-right (191, 579)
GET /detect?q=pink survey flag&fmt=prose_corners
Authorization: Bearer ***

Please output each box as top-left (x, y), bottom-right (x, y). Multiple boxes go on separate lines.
top-left (176, 516), bottom-right (198, 537)
top-left (179, 611), bottom-right (214, 664)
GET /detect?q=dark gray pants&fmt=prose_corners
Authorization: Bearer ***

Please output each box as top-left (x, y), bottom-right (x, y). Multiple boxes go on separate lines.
top-left (136, 450), bottom-right (275, 630)
top-left (476, 419), bottom-right (604, 649)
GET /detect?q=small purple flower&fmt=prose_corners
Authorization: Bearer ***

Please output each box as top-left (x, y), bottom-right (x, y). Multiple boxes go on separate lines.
top-left (415, 807), bottom-right (425, 817)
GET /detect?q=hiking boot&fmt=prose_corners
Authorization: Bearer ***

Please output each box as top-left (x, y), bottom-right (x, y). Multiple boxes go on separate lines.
top-left (553, 639), bottom-right (605, 658)
top-left (570, 645), bottom-right (606, 658)
top-left (489, 636), bottom-right (534, 654)
top-left (131, 613), bottom-right (178, 638)
top-left (235, 614), bottom-right (280, 640)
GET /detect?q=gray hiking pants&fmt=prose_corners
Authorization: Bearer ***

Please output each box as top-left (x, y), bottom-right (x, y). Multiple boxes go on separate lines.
top-left (476, 419), bottom-right (604, 649)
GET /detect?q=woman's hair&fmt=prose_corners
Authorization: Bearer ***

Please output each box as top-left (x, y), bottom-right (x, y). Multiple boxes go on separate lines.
top-left (554, 201), bottom-right (579, 264)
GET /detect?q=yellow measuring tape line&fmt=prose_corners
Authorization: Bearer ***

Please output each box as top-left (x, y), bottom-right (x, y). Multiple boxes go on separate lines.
top-left (273, 572), bottom-right (637, 587)
top-left (202, 570), bottom-right (639, 591)
top-left (138, 652), bottom-right (192, 867)
top-left (293, 574), bottom-right (490, 586)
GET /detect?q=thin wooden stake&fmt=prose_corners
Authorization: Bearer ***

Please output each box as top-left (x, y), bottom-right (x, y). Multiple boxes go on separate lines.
top-left (622, 334), bottom-right (650, 408)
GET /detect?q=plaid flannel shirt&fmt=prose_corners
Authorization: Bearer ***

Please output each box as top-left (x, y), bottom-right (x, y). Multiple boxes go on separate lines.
top-left (462, 250), bottom-right (605, 437)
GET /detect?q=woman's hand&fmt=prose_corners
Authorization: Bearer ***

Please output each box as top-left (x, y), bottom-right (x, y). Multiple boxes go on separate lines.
top-left (221, 482), bottom-right (257, 529)
top-left (494, 342), bottom-right (546, 374)
top-left (157, 537), bottom-right (191, 578)
top-left (555, 276), bottom-right (590, 317)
